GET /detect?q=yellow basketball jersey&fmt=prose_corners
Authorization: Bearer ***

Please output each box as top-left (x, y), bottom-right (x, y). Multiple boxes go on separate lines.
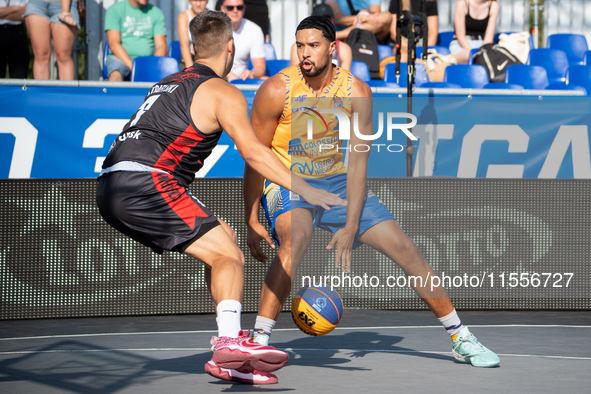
top-left (271, 64), bottom-right (353, 179)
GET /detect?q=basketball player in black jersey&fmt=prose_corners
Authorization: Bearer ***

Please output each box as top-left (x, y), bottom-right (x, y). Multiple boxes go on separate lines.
top-left (97, 10), bottom-right (346, 385)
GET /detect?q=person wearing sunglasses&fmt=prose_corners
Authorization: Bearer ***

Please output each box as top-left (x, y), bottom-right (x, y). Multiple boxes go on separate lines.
top-left (220, 0), bottom-right (266, 81)
top-left (215, 0), bottom-right (270, 40)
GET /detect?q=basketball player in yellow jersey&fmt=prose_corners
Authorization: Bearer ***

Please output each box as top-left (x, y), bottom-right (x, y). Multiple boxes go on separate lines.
top-left (243, 16), bottom-right (500, 379)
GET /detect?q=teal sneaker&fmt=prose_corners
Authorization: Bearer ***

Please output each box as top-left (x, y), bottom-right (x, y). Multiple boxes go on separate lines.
top-left (252, 329), bottom-right (270, 346)
top-left (452, 327), bottom-right (500, 368)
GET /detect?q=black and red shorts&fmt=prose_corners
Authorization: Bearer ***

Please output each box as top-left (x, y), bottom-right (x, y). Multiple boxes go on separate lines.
top-left (97, 171), bottom-right (219, 254)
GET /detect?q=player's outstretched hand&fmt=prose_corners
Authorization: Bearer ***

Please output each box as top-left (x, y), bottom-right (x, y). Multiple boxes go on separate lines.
top-left (247, 221), bottom-right (275, 262)
top-left (326, 227), bottom-right (356, 273)
top-left (301, 186), bottom-right (347, 211)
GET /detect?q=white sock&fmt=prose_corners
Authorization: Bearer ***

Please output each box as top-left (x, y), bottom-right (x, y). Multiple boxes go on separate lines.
top-left (438, 308), bottom-right (464, 338)
top-left (254, 316), bottom-right (276, 336)
top-left (216, 300), bottom-right (242, 338)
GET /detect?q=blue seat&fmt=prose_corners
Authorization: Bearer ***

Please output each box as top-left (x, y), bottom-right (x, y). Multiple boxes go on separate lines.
top-left (420, 82), bottom-right (461, 88)
top-left (383, 63), bottom-right (428, 87)
top-left (546, 82), bottom-right (588, 95)
top-left (230, 78), bottom-right (264, 85)
top-left (416, 45), bottom-right (451, 59)
top-left (351, 60), bottom-right (371, 82)
top-left (102, 40), bottom-right (110, 80)
top-left (504, 64), bottom-right (549, 89)
top-left (378, 44), bottom-right (393, 61)
top-left (483, 82), bottom-right (524, 89)
top-left (264, 42), bottom-right (276, 60)
top-left (467, 47), bottom-right (479, 65)
top-left (130, 56), bottom-right (180, 82)
top-left (585, 50), bottom-right (591, 65)
top-left (266, 59), bottom-right (290, 76)
top-left (168, 40), bottom-right (182, 63)
top-left (437, 31), bottom-right (454, 48)
top-left (528, 48), bottom-right (569, 84)
top-left (566, 65), bottom-right (591, 95)
top-left (547, 33), bottom-right (588, 65)
top-left (444, 64), bottom-right (489, 88)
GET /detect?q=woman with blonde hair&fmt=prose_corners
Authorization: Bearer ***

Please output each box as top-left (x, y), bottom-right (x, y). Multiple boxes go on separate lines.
top-left (449, 0), bottom-right (499, 64)
top-left (177, 0), bottom-right (207, 67)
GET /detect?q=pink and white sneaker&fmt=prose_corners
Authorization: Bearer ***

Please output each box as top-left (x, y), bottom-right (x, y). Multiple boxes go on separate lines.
top-left (211, 331), bottom-right (289, 372)
top-left (205, 360), bottom-right (278, 384)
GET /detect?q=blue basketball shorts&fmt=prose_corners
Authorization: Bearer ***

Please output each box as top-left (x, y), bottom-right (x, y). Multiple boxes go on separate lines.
top-left (261, 173), bottom-right (395, 248)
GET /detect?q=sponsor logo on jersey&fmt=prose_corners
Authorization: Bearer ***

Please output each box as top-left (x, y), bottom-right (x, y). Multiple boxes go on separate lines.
top-left (291, 156), bottom-right (336, 176)
top-left (292, 105), bottom-right (318, 113)
top-left (288, 137), bottom-right (339, 157)
top-left (288, 139), bottom-right (306, 156)
top-left (149, 84), bottom-right (180, 95)
top-left (118, 130), bottom-right (142, 141)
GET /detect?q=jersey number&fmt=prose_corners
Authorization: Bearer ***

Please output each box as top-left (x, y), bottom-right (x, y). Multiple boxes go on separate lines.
top-left (130, 95), bottom-right (161, 127)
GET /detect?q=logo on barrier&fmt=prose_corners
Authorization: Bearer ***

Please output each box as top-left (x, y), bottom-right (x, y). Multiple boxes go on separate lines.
top-left (0, 185), bottom-right (210, 317)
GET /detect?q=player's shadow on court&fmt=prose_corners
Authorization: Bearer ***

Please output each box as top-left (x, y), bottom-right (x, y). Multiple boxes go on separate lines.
top-left (0, 340), bottom-right (159, 393)
top-left (143, 352), bottom-right (209, 375)
top-left (276, 331), bottom-right (452, 368)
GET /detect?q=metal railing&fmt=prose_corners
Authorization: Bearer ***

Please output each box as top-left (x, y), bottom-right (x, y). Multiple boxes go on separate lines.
top-left (2, 78), bottom-right (585, 96)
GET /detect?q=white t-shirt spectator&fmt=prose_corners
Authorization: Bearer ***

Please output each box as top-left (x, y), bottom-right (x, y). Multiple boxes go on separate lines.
top-left (1, 0), bottom-right (28, 25)
top-left (231, 18), bottom-right (265, 76)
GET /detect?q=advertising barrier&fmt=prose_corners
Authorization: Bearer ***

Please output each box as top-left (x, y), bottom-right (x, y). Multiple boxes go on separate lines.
top-left (1, 84), bottom-right (590, 179)
top-left (1, 178), bottom-right (589, 319)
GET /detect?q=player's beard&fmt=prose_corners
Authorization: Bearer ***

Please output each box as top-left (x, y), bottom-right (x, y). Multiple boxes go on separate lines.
top-left (300, 56), bottom-right (330, 78)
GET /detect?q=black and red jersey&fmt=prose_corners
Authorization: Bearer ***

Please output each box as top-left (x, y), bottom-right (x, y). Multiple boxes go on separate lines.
top-left (102, 63), bottom-right (223, 187)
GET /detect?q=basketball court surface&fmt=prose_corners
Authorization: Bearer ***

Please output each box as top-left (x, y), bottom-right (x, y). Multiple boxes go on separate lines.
top-left (1, 309), bottom-right (590, 393)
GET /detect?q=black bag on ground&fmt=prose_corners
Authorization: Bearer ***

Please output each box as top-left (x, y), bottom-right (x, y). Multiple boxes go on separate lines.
top-left (346, 28), bottom-right (381, 79)
top-left (472, 43), bottom-right (522, 83)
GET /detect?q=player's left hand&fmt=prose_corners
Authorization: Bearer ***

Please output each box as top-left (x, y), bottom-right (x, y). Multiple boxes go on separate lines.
top-left (300, 186), bottom-right (347, 211)
top-left (247, 221), bottom-right (275, 263)
top-left (326, 227), bottom-right (357, 273)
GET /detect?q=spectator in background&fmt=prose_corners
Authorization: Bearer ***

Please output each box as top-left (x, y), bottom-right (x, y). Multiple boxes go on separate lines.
top-left (290, 3), bottom-right (352, 72)
top-left (105, 0), bottom-right (166, 81)
top-left (0, 0), bottom-right (29, 78)
top-left (24, 0), bottom-right (79, 80)
top-left (325, 0), bottom-right (392, 44)
top-left (177, 0), bottom-right (208, 67)
top-left (450, 0), bottom-right (498, 64)
top-left (216, 0), bottom-right (270, 41)
top-left (220, 0), bottom-right (266, 81)
top-left (389, 0), bottom-right (438, 63)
